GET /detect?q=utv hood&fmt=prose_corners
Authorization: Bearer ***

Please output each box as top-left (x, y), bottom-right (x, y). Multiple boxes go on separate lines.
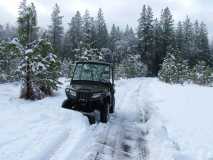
top-left (70, 80), bottom-right (109, 93)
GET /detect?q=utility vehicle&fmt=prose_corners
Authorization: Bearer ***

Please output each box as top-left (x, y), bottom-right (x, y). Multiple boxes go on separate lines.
top-left (62, 61), bottom-right (115, 123)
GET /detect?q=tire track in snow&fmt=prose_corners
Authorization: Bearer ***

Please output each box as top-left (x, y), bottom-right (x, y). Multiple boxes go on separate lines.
top-left (80, 79), bottom-right (149, 160)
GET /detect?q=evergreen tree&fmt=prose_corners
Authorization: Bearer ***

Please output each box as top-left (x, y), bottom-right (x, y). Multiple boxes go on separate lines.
top-left (17, 1), bottom-right (60, 100)
top-left (17, 1), bottom-right (39, 99)
top-left (191, 61), bottom-right (213, 86)
top-left (90, 17), bottom-right (97, 48)
top-left (0, 40), bottom-right (21, 82)
top-left (160, 7), bottom-right (175, 62)
top-left (183, 16), bottom-right (194, 65)
top-left (198, 22), bottom-right (211, 64)
top-left (210, 39), bottom-right (213, 55)
top-left (124, 25), bottom-right (137, 47)
top-left (18, 39), bottom-right (60, 99)
top-left (159, 48), bottom-right (189, 84)
top-left (121, 54), bottom-right (146, 78)
top-left (176, 21), bottom-right (184, 53)
top-left (95, 8), bottom-right (109, 49)
top-left (32, 39), bottom-right (60, 95)
top-left (82, 10), bottom-right (94, 49)
top-left (49, 4), bottom-right (64, 57)
top-left (30, 3), bottom-right (38, 41)
top-left (193, 20), bottom-right (200, 56)
top-left (153, 18), bottom-right (163, 75)
top-left (109, 24), bottom-right (118, 51)
top-left (0, 24), bottom-right (3, 41)
top-left (0, 24), bottom-right (17, 41)
top-left (137, 5), bottom-right (155, 76)
top-left (17, 1), bottom-right (38, 46)
top-left (64, 11), bottom-right (83, 60)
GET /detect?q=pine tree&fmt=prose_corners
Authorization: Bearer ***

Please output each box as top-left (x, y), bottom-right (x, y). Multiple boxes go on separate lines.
top-left (17, 1), bottom-right (38, 46)
top-left (17, 1), bottom-right (60, 100)
top-left (0, 24), bottom-right (3, 41)
top-left (193, 20), bottom-right (200, 55)
top-left (64, 11), bottom-right (83, 60)
top-left (109, 24), bottom-right (118, 51)
top-left (198, 22), bottom-right (211, 64)
top-left (191, 61), bottom-right (213, 86)
top-left (109, 24), bottom-right (126, 64)
top-left (159, 48), bottom-right (189, 84)
top-left (153, 18), bottom-right (163, 75)
top-left (176, 21), bottom-right (184, 53)
top-left (90, 17), bottom-right (97, 49)
top-left (210, 40), bottom-right (213, 56)
top-left (137, 5), bottom-right (155, 76)
top-left (61, 58), bottom-right (74, 77)
top-left (160, 7), bottom-right (175, 62)
top-left (124, 25), bottom-right (137, 47)
top-left (0, 24), bottom-right (17, 41)
top-left (0, 40), bottom-right (21, 82)
top-left (30, 3), bottom-right (38, 41)
top-left (18, 1), bottom-right (39, 99)
top-left (49, 3), bottom-right (64, 57)
top-left (183, 16), bottom-right (194, 66)
top-left (32, 39), bottom-right (60, 95)
top-left (82, 10), bottom-right (94, 49)
top-left (95, 8), bottom-right (109, 49)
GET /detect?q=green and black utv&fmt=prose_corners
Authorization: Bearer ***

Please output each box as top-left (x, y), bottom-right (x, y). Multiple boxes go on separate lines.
top-left (62, 61), bottom-right (115, 123)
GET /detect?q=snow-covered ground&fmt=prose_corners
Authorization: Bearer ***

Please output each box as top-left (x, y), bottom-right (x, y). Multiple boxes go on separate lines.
top-left (149, 79), bottom-right (213, 160)
top-left (0, 79), bottom-right (89, 160)
top-left (0, 78), bottom-right (212, 160)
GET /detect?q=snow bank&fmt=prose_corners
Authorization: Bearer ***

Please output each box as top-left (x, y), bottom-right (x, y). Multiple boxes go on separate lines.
top-left (149, 78), bottom-right (213, 160)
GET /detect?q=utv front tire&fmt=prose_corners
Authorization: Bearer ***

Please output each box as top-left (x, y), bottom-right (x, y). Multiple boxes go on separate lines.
top-left (100, 104), bottom-right (110, 123)
top-left (62, 99), bottom-right (72, 109)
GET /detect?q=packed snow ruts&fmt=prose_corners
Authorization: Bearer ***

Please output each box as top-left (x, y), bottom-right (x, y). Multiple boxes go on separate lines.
top-left (85, 118), bottom-right (149, 160)
top-left (78, 79), bottom-right (150, 160)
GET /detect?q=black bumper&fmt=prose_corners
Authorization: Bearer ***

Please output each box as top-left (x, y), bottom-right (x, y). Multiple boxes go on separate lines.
top-left (62, 98), bottom-right (104, 113)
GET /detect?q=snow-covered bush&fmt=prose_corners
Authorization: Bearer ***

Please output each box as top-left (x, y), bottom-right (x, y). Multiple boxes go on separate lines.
top-left (115, 54), bottom-right (147, 79)
top-left (124, 54), bottom-right (147, 78)
top-left (158, 49), bottom-right (190, 84)
top-left (159, 49), bottom-right (213, 86)
top-left (191, 61), bottom-right (213, 86)
top-left (74, 48), bottom-right (105, 62)
top-left (0, 40), bottom-right (21, 82)
top-left (61, 59), bottom-right (75, 78)
top-left (101, 48), bottom-right (113, 63)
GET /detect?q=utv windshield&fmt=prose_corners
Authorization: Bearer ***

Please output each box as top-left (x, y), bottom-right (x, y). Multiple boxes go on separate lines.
top-left (72, 63), bottom-right (111, 83)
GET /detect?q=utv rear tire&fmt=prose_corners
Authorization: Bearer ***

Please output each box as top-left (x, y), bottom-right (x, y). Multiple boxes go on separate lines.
top-left (110, 101), bottom-right (115, 113)
top-left (100, 104), bottom-right (110, 123)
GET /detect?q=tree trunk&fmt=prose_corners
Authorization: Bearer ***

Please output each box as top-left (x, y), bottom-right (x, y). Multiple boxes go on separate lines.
top-left (25, 60), bottom-right (33, 99)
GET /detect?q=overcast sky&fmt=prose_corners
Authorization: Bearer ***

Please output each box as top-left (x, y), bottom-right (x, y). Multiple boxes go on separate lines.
top-left (0, 0), bottom-right (213, 38)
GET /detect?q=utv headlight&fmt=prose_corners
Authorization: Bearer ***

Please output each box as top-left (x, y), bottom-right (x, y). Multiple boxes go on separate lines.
top-left (65, 88), bottom-right (76, 97)
top-left (92, 93), bottom-right (103, 98)
top-left (70, 90), bottom-right (76, 97)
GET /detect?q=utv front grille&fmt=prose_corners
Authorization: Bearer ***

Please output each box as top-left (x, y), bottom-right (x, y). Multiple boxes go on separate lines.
top-left (77, 92), bottom-right (92, 100)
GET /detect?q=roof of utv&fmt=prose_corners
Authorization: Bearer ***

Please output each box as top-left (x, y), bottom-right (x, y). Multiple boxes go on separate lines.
top-left (75, 61), bottom-right (111, 66)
